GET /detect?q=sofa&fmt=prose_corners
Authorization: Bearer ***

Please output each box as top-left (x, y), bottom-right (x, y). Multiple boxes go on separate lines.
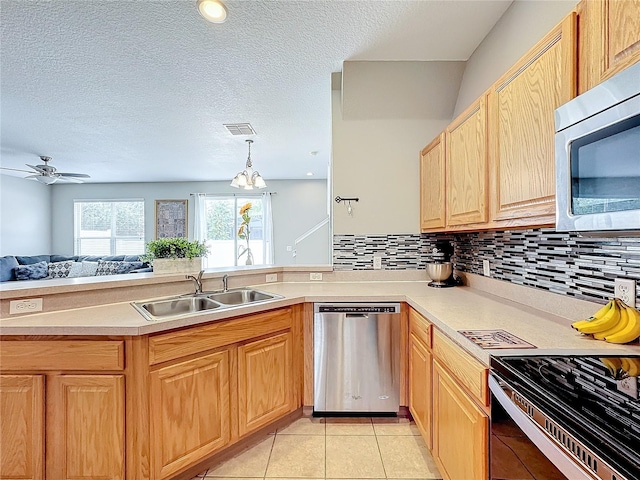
top-left (0, 254), bottom-right (152, 282)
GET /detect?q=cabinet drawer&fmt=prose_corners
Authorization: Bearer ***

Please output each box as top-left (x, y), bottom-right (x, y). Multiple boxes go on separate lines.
top-left (409, 309), bottom-right (432, 349)
top-left (432, 330), bottom-right (488, 407)
top-left (0, 341), bottom-right (124, 371)
top-left (149, 307), bottom-right (292, 365)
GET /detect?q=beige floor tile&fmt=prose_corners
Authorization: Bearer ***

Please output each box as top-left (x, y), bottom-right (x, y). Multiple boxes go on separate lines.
top-left (372, 417), bottom-right (421, 436)
top-left (326, 435), bottom-right (385, 479)
top-left (377, 436), bottom-right (441, 479)
top-left (265, 434), bottom-right (325, 478)
top-left (277, 416), bottom-right (325, 435)
top-left (206, 436), bottom-right (274, 477)
top-left (325, 417), bottom-right (374, 436)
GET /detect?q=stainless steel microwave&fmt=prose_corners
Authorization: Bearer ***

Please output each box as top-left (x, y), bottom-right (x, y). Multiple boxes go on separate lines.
top-left (555, 62), bottom-right (640, 234)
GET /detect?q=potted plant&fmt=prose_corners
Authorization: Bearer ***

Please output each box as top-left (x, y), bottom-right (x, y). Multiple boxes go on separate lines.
top-left (141, 237), bottom-right (209, 275)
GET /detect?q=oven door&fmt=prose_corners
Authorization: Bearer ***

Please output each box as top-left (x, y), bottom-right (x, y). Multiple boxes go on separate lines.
top-left (489, 375), bottom-right (594, 480)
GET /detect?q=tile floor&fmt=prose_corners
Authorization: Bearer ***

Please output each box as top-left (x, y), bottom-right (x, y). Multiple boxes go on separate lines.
top-left (192, 417), bottom-right (442, 480)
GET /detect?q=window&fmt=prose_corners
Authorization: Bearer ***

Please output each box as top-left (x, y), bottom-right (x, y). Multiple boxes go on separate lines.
top-left (74, 200), bottom-right (145, 255)
top-left (201, 195), bottom-right (270, 268)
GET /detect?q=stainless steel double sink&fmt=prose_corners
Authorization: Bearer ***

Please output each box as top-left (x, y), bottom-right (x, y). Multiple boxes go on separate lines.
top-left (131, 288), bottom-right (283, 321)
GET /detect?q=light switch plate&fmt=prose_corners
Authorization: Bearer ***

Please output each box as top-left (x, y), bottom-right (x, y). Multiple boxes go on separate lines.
top-left (617, 377), bottom-right (639, 399)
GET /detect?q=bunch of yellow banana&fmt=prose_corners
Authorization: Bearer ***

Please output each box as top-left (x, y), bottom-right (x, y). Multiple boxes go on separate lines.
top-left (600, 357), bottom-right (640, 377)
top-left (572, 298), bottom-right (640, 344)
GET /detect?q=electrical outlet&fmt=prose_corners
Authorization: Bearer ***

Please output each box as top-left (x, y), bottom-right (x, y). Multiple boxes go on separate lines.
top-left (483, 260), bottom-right (491, 277)
top-left (615, 278), bottom-right (636, 305)
top-left (310, 272), bottom-right (323, 281)
top-left (373, 255), bottom-right (382, 270)
top-left (265, 273), bottom-right (278, 283)
top-left (10, 298), bottom-right (43, 315)
top-left (617, 377), bottom-right (639, 399)
top-left (286, 245), bottom-right (293, 252)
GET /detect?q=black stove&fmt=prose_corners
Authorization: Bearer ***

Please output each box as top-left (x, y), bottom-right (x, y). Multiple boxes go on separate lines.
top-left (491, 355), bottom-right (640, 480)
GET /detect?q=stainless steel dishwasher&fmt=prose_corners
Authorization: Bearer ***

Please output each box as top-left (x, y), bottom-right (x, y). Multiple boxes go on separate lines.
top-left (313, 303), bottom-right (401, 414)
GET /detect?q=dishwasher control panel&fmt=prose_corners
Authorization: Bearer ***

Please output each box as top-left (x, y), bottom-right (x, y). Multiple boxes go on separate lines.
top-left (315, 303), bottom-right (401, 314)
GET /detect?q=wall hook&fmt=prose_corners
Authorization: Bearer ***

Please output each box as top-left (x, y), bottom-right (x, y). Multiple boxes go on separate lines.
top-left (335, 196), bottom-right (359, 216)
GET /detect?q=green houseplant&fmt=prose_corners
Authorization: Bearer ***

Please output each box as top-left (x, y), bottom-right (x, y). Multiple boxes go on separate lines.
top-left (142, 237), bottom-right (208, 275)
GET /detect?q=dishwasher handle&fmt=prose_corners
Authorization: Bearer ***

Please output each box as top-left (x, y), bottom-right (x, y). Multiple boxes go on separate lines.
top-left (346, 313), bottom-right (369, 318)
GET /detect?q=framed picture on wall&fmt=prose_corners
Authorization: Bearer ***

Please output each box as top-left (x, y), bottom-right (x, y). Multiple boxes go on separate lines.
top-left (155, 199), bottom-right (188, 238)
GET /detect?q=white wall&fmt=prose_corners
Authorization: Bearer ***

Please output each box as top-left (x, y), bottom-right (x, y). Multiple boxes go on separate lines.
top-left (332, 66), bottom-right (454, 235)
top-left (0, 175), bottom-right (52, 255)
top-left (453, 0), bottom-right (577, 116)
top-left (50, 179), bottom-right (329, 265)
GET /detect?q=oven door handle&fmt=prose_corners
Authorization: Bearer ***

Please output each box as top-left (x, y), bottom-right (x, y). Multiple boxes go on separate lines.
top-left (489, 375), bottom-right (595, 480)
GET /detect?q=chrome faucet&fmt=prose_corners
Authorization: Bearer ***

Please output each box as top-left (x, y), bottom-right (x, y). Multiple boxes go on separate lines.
top-left (186, 270), bottom-right (204, 295)
top-left (222, 274), bottom-right (229, 292)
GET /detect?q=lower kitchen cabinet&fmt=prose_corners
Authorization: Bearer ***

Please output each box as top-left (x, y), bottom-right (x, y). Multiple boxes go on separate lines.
top-left (408, 332), bottom-right (432, 448)
top-left (47, 375), bottom-right (125, 480)
top-left (0, 375), bottom-right (44, 480)
top-left (0, 373), bottom-right (124, 480)
top-left (150, 350), bottom-right (231, 480)
top-left (238, 331), bottom-right (292, 437)
top-left (433, 360), bottom-right (488, 480)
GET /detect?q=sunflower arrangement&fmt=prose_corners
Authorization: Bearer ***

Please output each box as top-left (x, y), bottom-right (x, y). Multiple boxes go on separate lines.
top-left (237, 202), bottom-right (253, 264)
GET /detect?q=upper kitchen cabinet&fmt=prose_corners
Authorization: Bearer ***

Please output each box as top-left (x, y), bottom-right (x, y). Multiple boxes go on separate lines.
top-left (578, 0), bottom-right (640, 93)
top-left (489, 13), bottom-right (576, 226)
top-left (420, 133), bottom-right (446, 232)
top-left (445, 95), bottom-right (488, 228)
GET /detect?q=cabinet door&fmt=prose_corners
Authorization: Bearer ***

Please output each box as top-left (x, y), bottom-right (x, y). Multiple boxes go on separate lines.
top-left (0, 375), bottom-right (44, 480)
top-left (490, 13), bottom-right (576, 224)
top-left (408, 334), bottom-right (432, 448)
top-left (47, 375), bottom-right (124, 480)
top-left (238, 331), bottom-right (292, 437)
top-left (420, 133), bottom-right (446, 231)
top-left (433, 360), bottom-right (488, 480)
top-left (446, 96), bottom-right (488, 226)
top-left (150, 350), bottom-right (230, 480)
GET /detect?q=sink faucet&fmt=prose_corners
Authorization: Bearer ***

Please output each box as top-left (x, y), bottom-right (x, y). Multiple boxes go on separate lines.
top-left (186, 270), bottom-right (204, 295)
top-left (222, 274), bottom-right (229, 292)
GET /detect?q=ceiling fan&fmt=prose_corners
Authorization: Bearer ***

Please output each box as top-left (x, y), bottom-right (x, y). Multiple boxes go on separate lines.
top-left (1, 156), bottom-right (90, 184)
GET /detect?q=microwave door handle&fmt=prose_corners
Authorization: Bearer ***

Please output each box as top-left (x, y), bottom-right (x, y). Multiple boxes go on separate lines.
top-left (489, 376), bottom-right (594, 480)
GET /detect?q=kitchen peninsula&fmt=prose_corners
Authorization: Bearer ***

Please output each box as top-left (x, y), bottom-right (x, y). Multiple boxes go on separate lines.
top-left (2, 268), bottom-right (638, 480)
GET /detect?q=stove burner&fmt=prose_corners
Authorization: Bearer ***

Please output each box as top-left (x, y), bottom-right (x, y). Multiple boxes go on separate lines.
top-left (458, 329), bottom-right (536, 349)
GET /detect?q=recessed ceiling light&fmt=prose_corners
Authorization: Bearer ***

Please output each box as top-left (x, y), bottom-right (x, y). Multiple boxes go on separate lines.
top-left (197, 0), bottom-right (228, 23)
top-left (306, 172), bottom-right (314, 176)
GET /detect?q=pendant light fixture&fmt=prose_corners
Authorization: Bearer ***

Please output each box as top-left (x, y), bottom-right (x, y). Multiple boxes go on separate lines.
top-left (230, 139), bottom-right (267, 190)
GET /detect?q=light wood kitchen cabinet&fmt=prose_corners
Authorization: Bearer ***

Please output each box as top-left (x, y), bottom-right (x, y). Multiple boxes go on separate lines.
top-left (445, 95), bottom-right (488, 227)
top-left (432, 360), bottom-right (488, 480)
top-left (409, 333), bottom-right (432, 448)
top-left (150, 350), bottom-right (230, 480)
top-left (47, 375), bottom-right (125, 480)
top-left (420, 133), bottom-right (446, 231)
top-left (578, 0), bottom-right (640, 93)
top-left (238, 331), bottom-right (293, 436)
top-left (0, 375), bottom-right (44, 480)
top-left (489, 13), bottom-right (576, 226)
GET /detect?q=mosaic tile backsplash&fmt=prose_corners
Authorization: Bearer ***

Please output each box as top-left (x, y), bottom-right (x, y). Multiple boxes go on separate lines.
top-left (332, 229), bottom-right (640, 305)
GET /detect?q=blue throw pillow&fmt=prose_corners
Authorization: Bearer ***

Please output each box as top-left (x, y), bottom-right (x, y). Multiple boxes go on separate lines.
top-left (16, 255), bottom-right (51, 265)
top-left (0, 256), bottom-right (19, 281)
top-left (15, 261), bottom-right (49, 281)
top-left (117, 261), bottom-right (144, 274)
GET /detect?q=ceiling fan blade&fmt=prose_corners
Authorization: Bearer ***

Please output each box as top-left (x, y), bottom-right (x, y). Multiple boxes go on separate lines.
top-left (57, 176), bottom-right (85, 183)
top-left (57, 172), bottom-right (90, 178)
top-left (0, 166), bottom-right (35, 174)
top-left (26, 164), bottom-right (47, 174)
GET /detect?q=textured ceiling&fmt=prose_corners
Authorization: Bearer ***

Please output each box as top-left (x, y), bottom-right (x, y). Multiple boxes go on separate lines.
top-left (0, 0), bottom-right (512, 183)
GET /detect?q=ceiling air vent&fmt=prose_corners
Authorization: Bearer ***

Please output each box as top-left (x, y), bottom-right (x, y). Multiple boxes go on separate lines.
top-left (223, 123), bottom-right (256, 136)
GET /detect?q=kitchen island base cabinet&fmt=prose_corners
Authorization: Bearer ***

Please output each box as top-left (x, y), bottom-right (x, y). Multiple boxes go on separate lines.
top-left (433, 360), bottom-right (488, 480)
top-left (47, 375), bottom-right (125, 480)
top-left (150, 350), bottom-right (231, 480)
top-left (0, 375), bottom-right (44, 480)
top-left (238, 332), bottom-right (292, 437)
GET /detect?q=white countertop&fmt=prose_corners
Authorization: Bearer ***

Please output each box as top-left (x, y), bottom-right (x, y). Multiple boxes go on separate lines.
top-left (2, 279), bottom-right (638, 364)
